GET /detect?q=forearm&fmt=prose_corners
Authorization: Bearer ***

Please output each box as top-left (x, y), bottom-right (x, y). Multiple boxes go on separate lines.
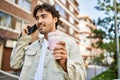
top-left (10, 35), bottom-right (32, 69)
top-left (65, 39), bottom-right (86, 80)
top-left (66, 59), bottom-right (86, 80)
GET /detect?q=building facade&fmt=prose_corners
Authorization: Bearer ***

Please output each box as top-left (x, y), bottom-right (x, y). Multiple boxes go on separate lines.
top-left (0, 0), bottom-right (80, 71)
top-left (78, 14), bottom-right (97, 67)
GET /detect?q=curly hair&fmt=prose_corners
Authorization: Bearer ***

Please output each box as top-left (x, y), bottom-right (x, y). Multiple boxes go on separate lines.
top-left (33, 3), bottom-right (60, 29)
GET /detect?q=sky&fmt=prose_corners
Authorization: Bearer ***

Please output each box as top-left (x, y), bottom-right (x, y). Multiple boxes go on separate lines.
top-left (78, 0), bottom-right (104, 21)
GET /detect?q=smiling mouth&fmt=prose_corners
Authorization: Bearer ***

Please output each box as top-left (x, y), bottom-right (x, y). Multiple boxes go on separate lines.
top-left (38, 23), bottom-right (45, 30)
top-left (39, 26), bottom-right (45, 30)
top-left (39, 28), bottom-right (43, 31)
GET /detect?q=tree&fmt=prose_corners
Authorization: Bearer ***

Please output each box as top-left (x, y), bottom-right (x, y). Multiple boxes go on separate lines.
top-left (91, 0), bottom-right (120, 78)
top-left (94, 0), bottom-right (120, 39)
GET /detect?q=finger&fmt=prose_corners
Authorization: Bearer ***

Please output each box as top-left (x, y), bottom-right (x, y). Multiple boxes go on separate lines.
top-left (26, 24), bottom-right (33, 34)
top-left (27, 24), bottom-right (33, 28)
top-left (25, 24), bottom-right (35, 34)
top-left (53, 50), bottom-right (66, 55)
top-left (57, 40), bottom-right (66, 46)
top-left (53, 53), bottom-right (67, 60)
top-left (22, 24), bottom-right (29, 34)
top-left (53, 45), bottom-right (66, 51)
top-left (53, 53), bottom-right (62, 59)
top-left (25, 27), bottom-right (29, 34)
top-left (21, 27), bottom-right (27, 34)
top-left (23, 27), bottom-right (29, 34)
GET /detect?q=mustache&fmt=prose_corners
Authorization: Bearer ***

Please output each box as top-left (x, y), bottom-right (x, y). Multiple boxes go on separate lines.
top-left (37, 23), bottom-right (45, 26)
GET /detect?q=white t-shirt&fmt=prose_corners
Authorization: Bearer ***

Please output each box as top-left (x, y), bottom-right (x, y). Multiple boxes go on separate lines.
top-left (34, 39), bottom-right (48, 80)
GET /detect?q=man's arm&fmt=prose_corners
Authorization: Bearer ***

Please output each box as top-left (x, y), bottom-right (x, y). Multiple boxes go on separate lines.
top-left (10, 35), bottom-right (32, 69)
top-left (56, 38), bottom-right (86, 80)
top-left (66, 39), bottom-right (86, 80)
top-left (10, 24), bottom-right (39, 69)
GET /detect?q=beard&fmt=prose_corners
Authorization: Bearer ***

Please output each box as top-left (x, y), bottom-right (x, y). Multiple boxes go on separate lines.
top-left (39, 31), bottom-right (45, 34)
top-left (39, 29), bottom-right (48, 35)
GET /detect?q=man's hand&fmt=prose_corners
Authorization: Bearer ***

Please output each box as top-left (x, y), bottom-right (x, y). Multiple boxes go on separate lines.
top-left (20, 24), bottom-right (39, 43)
top-left (52, 40), bottom-right (67, 72)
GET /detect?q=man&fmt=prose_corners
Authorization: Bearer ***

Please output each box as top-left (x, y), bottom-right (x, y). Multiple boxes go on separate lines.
top-left (10, 3), bottom-right (86, 80)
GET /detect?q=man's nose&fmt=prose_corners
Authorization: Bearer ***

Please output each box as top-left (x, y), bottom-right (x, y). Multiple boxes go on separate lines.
top-left (37, 18), bottom-right (44, 26)
top-left (37, 18), bottom-right (44, 23)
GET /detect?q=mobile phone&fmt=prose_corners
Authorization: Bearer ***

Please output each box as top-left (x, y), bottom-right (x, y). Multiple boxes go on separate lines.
top-left (27, 24), bottom-right (37, 35)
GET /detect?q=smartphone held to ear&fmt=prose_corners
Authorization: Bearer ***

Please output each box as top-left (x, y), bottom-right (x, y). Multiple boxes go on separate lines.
top-left (27, 24), bottom-right (37, 35)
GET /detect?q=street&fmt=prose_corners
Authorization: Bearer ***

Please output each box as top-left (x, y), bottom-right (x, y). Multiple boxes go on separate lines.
top-left (86, 65), bottom-right (108, 80)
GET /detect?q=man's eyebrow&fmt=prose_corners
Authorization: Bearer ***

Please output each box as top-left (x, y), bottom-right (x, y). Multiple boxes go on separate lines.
top-left (41, 14), bottom-right (47, 16)
top-left (36, 13), bottom-right (47, 17)
top-left (36, 14), bottom-right (47, 18)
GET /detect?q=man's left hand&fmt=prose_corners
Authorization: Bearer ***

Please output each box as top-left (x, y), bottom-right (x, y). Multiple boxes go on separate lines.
top-left (52, 40), bottom-right (67, 72)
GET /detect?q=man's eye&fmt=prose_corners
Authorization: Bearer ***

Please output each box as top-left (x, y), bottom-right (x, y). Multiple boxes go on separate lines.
top-left (35, 17), bottom-right (39, 20)
top-left (42, 16), bottom-right (45, 18)
top-left (42, 15), bottom-right (47, 19)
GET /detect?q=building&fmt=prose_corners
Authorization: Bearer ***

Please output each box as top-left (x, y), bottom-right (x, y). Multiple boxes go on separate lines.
top-left (0, 0), bottom-right (37, 71)
top-left (0, 0), bottom-right (80, 71)
top-left (77, 14), bottom-right (97, 67)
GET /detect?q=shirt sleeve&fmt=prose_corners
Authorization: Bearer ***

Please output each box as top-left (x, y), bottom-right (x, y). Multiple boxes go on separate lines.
top-left (10, 35), bottom-right (32, 69)
top-left (64, 39), bottom-right (87, 80)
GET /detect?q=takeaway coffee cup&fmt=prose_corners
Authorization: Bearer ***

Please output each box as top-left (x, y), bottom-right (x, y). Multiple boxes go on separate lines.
top-left (48, 31), bottom-right (61, 50)
top-left (48, 31), bottom-right (62, 59)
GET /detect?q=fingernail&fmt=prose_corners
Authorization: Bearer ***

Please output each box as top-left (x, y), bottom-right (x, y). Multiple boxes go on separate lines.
top-left (56, 41), bottom-right (59, 44)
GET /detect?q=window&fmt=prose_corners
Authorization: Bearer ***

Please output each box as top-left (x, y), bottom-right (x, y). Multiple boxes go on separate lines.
top-left (15, 19), bottom-right (22, 31)
top-left (0, 11), bottom-right (29, 31)
top-left (69, 5), bottom-right (74, 13)
top-left (15, 19), bottom-right (29, 31)
top-left (0, 11), bottom-right (12, 28)
top-left (9, 0), bottom-right (15, 3)
top-left (42, 0), bottom-right (49, 3)
top-left (55, 4), bottom-right (65, 17)
top-left (60, 0), bottom-right (66, 5)
top-left (18, 0), bottom-right (31, 11)
top-left (49, 0), bottom-right (55, 5)
top-left (69, 27), bottom-right (74, 35)
top-left (80, 40), bottom-right (85, 44)
top-left (80, 33), bottom-right (89, 37)
top-left (69, 16), bottom-right (74, 24)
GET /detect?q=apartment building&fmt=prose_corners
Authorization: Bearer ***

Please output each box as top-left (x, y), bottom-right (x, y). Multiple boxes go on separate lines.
top-left (0, 0), bottom-right (80, 71)
top-left (77, 14), bottom-right (96, 67)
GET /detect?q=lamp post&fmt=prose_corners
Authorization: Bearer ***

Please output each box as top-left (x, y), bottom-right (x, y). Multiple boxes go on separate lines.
top-left (114, 0), bottom-right (120, 78)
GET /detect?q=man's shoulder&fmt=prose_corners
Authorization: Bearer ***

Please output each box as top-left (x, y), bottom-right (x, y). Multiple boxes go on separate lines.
top-left (62, 35), bottom-right (76, 45)
top-left (62, 35), bottom-right (75, 42)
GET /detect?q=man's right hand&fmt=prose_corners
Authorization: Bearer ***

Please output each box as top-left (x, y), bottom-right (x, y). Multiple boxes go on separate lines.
top-left (20, 24), bottom-right (40, 43)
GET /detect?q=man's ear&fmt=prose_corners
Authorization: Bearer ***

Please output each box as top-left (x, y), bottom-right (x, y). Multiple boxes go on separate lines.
top-left (54, 17), bottom-right (58, 23)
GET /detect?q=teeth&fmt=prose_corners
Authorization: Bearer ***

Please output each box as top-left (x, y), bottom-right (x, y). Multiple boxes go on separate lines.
top-left (38, 23), bottom-right (45, 30)
top-left (40, 25), bottom-right (45, 27)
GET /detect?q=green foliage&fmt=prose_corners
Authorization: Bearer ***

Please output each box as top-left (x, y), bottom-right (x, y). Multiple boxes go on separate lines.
top-left (93, 54), bottom-right (104, 66)
top-left (91, 69), bottom-right (117, 80)
top-left (88, 29), bottom-right (106, 49)
top-left (103, 40), bottom-right (116, 52)
top-left (91, 0), bottom-right (120, 79)
top-left (94, 0), bottom-right (120, 40)
top-left (90, 0), bottom-right (120, 54)
top-left (92, 29), bottom-right (106, 39)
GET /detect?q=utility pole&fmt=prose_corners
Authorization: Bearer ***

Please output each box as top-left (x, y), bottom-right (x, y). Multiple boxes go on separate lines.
top-left (114, 0), bottom-right (120, 78)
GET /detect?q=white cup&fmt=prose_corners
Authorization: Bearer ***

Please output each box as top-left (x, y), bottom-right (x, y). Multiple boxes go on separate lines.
top-left (48, 31), bottom-right (61, 50)
top-left (48, 31), bottom-right (62, 59)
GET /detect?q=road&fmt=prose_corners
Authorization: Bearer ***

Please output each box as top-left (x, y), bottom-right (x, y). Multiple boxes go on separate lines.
top-left (86, 65), bottom-right (108, 80)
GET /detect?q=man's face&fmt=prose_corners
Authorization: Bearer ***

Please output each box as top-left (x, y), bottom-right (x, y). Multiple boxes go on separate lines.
top-left (35, 9), bottom-right (57, 35)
